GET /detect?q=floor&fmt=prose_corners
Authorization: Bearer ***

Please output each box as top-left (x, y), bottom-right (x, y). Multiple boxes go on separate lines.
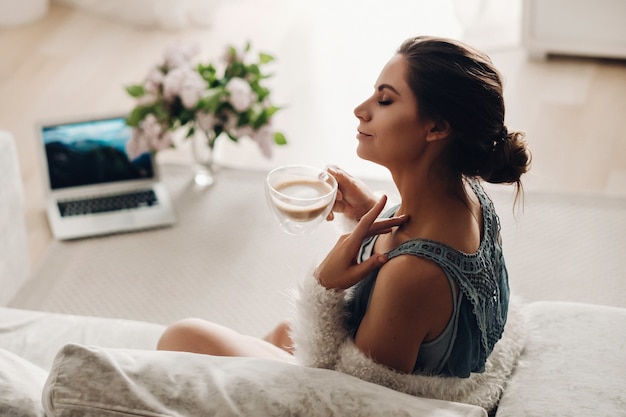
top-left (1, 0), bottom-right (625, 274)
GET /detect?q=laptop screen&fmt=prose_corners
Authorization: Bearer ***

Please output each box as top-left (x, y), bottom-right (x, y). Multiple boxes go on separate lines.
top-left (41, 116), bottom-right (155, 190)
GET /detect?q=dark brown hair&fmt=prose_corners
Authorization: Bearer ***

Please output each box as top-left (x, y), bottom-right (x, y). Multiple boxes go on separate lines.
top-left (397, 36), bottom-right (531, 195)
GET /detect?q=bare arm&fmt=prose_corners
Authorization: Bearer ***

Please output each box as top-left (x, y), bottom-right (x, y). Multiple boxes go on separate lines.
top-left (292, 196), bottom-right (408, 369)
top-left (354, 256), bottom-right (455, 373)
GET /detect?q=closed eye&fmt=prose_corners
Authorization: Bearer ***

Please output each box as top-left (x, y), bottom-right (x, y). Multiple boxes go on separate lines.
top-left (378, 100), bottom-right (392, 106)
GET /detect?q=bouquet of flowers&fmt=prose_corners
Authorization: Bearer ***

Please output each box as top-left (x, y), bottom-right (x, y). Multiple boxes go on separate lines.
top-left (124, 41), bottom-right (287, 160)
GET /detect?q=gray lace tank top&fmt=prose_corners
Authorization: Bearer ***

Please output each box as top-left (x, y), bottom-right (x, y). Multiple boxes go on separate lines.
top-left (345, 179), bottom-right (510, 378)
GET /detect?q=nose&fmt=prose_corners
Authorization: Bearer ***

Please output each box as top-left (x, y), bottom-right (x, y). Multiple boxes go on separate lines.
top-left (353, 98), bottom-right (370, 121)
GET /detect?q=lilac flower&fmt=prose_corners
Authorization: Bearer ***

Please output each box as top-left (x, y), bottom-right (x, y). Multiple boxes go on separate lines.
top-left (163, 42), bottom-right (200, 69)
top-left (125, 41), bottom-right (287, 159)
top-left (136, 114), bottom-right (172, 151)
top-left (229, 125), bottom-right (254, 140)
top-left (126, 129), bottom-right (151, 160)
top-left (163, 67), bottom-right (207, 108)
top-left (144, 67), bottom-right (164, 94)
top-left (140, 114), bottom-right (163, 139)
top-left (137, 92), bottom-right (158, 106)
top-left (150, 130), bottom-right (173, 151)
top-left (225, 77), bottom-right (255, 112)
top-left (195, 111), bottom-right (218, 133)
top-left (252, 124), bottom-right (274, 158)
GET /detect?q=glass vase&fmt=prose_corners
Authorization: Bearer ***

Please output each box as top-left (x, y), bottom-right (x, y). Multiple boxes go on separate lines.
top-left (191, 129), bottom-right (218, 187)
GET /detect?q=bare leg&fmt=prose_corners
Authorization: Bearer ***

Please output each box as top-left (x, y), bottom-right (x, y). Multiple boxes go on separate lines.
top-left (263, 320), bottom-right (294, 354)
top-left (157, 318), bottom-right (295, 363)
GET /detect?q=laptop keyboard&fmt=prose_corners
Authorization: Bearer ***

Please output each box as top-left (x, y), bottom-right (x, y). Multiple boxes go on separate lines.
top-left (58, 189), bottom-right (159, 217)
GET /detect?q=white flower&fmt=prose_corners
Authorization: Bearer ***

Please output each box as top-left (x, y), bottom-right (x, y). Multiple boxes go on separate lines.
top-left (223, 111), bottom-right (237, 131)
top-left (230, 125), bottom-right (254, 140)
top-left (163, 67), bottom-right (207, 108)
top-left (137, 92), bottom-right (158, 106)
top-left (163, 42), bottom-right (200, 69)
top-left (140, 114), bottom-right (163, 139)
top-left (225, 77), bottom-right (255, 112)
top-left (179, 75), bottom-right (206, 108)
top-left (126, 129), bottom-right (151, 160)
top-left (144, 67), bottom-right (164, 94)
top-left (150, 130), bottom-right (173, 151)
top-left (126, 42), bottom-right (286, 160)
top-left (195, 111), bottom-right (217, 132)
top-left (252, 124), bottom-right (274, 158)
top-left (137, 114), bottom-right (172, 152)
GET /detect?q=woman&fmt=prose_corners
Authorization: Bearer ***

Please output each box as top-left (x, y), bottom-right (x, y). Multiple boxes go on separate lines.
top-left (158, 36), bottom-right (531, 411)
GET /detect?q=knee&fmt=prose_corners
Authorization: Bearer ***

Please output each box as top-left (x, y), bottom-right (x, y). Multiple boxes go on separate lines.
top-left (267, 320), bottom-right (294, 354)
top-left (156, 318), bottom-right (208, 352)
top-left (275, 320), bottom-right (292, 338)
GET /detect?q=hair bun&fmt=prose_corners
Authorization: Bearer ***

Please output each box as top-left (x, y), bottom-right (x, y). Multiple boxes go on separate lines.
top-left (482, 130), bottom-right (531, 185)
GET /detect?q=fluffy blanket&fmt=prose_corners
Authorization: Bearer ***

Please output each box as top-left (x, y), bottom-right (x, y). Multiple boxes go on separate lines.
top-left (290, 273), bottom-right (526, 412)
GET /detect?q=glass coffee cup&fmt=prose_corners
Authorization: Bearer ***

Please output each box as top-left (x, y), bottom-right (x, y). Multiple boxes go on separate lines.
top-left (265, 165), bottom-right (338, 235)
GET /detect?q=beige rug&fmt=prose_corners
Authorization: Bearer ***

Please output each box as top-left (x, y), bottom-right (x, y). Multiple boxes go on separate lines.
top-left (10, 164), bottom-right (626, 337)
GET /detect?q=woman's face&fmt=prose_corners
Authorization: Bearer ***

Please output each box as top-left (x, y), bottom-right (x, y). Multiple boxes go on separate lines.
top-left (353, 54), bottom-right (432, 168)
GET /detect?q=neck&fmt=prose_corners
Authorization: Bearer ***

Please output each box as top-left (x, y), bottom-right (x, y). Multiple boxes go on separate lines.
top-left (389, 163), bottom-right (466, 220)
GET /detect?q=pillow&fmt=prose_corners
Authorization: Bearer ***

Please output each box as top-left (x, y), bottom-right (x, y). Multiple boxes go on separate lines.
top-left (496, 301), bottom-right (626, 417)
top-left (43, 343), bottom-right (486, 417)
top-left (0, 348), bottom-right (47, 417)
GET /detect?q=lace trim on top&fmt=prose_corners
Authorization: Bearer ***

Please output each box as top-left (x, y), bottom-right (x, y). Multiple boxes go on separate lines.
top-left (385, 179), bottom-right (508, 369)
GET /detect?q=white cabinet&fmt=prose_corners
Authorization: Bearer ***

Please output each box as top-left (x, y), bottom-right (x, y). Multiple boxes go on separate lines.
top-left (522, 0), bottom-right (626, 59)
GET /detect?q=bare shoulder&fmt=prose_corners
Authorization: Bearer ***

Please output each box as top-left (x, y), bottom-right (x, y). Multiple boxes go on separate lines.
top-left (373, 255), bottom-right (455, 340)
top-left (375, 254), bottom-right (450, 298)
top-left (353, 254), bottom-right (456, 372)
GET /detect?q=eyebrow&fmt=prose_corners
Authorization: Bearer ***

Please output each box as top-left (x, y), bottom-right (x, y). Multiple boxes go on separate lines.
top-left (377, 84), bottom-right (400, 95)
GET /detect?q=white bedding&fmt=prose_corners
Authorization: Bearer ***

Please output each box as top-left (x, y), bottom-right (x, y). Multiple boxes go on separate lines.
top-left (0, 307), bottom-right (486, 417)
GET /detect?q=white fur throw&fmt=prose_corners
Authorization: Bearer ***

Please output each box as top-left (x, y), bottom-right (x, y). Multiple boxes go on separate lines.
top-left (291, 273), bottom-right (526, 413)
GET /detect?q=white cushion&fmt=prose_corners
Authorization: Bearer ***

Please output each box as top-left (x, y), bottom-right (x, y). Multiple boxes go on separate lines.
top-left (0, 131), bottom-right (29, 306)
top-left (43, 343), bottom-right (487, 417)
top-left (496, 301), bottom-right (626, 416)
top-left (0, 307), bottom-right (165, 371)
top-left (0, 348), bottom-right (47, 417)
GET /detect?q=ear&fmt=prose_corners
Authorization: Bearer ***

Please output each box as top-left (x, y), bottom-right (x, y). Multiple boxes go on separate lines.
top-left (425, 118), bottom-right (451, 143)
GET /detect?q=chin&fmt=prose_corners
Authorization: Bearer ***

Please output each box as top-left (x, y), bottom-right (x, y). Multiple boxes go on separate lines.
top-left (356, 146), bottom-right (377, 164)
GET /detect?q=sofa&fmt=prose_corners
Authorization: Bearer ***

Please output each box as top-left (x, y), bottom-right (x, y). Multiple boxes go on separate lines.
top-left (1, 129), bottom-right (625, 416)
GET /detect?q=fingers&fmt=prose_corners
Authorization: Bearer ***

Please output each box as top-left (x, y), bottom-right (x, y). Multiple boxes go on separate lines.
top-left (326, 165), bottom-right (356, 198)
top-left (364, 215), bottom-right (409, 238)
top-left (354, 195), bottom-right (388, 234)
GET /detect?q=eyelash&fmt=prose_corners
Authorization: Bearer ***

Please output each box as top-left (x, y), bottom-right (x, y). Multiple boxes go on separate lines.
top-left (378, 100), bottom-right (392, 106)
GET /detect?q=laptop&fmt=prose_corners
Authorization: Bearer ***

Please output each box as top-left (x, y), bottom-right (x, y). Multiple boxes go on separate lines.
top-left (37, 114), bottom-right (176, 240)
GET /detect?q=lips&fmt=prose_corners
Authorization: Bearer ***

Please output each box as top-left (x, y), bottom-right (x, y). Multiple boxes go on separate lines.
top-left (356, 129), bottom-right (372, 139)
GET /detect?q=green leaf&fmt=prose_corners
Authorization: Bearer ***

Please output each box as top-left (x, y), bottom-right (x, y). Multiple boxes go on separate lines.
top-left (126, 106), bottom-right (153, 127)
top-left (259, 53), bottom-right (274, 64)
top-left (265, 105), bottom-right (280, 118)
top-left (227, 132), bottom-right (239, 142)
top-left (247, 64), bottom-right (261, 77)
top-left (274, 131), bottom-right (287, 145)
top-left (179, 109), bottom-right (196, 125)
top-left (125, 84), bottom-right (145, 98)
top-left (125, 108), bottom-right (143, 127)
top-left (252, 111), bottom-right (268, 130)
top-left (197, 63), bottom-right (217, 83)
top-left (199, 87), bottom-right (224, 112)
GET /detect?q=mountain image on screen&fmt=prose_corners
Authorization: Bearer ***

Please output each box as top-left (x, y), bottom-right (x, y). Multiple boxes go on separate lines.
top-left (46, 139), bottom-right (153, 189)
